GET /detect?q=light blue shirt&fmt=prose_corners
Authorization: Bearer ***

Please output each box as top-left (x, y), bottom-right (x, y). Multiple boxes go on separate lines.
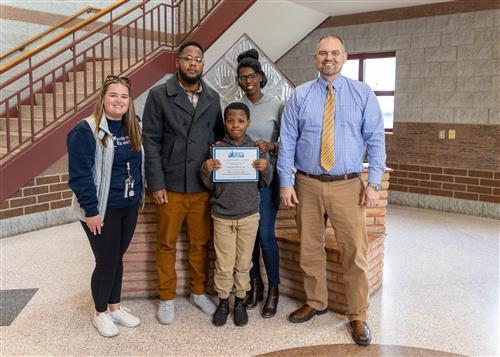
top-left (277, 75), bottom-right (386, 187)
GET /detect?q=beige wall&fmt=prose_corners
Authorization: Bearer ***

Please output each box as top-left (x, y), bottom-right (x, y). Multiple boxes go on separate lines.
top-left (276, 7), bottom-right (500, 218)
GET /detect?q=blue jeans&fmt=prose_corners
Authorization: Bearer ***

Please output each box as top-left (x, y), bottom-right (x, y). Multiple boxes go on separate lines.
top-left (250, 170), bottom-right (280, 285)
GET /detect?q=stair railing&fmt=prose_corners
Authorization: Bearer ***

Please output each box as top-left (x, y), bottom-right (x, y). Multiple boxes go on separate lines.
top-left (0, 5), bottom-right (102, 62)
top-left (0, 0), bottom-right (222, 162)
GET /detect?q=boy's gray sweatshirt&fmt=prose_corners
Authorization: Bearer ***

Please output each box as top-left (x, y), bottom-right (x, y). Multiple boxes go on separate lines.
top-left (200, 135), bottom-right (273, 220)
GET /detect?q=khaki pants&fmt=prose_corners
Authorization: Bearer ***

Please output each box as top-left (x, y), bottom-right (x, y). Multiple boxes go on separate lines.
top-left (212, 213), bottom-right (260, 299)
top-left (155, 191), bottom-right (211, 301)
top-left (295, 173), bottom-right (369, 321)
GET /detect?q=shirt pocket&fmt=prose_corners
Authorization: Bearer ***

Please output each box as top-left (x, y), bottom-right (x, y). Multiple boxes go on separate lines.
top-left (337, 105), bottom-right (363, 132)
top-left (298, 110), bottom-right (323, 133)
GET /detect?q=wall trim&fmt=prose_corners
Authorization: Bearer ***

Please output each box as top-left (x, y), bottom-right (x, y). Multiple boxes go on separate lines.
top-left (0, 207), bottom-right (76, 238)
top-left (388, 191), bottom-right (500, 219)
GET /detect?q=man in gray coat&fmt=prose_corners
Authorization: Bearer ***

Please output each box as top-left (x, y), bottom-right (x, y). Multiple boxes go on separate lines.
top-left (142, 40), bottom-right (224, 324)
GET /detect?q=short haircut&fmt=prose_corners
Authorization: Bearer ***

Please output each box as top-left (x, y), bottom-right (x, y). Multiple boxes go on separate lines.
top-left (178, 40), bottom-right (204, 56)
top-left (316, 34), bottom-right (346, 52)
top-left (224, 102), bottom-right (250, 121)
top-left (236, 48), bottom-right (268, 88)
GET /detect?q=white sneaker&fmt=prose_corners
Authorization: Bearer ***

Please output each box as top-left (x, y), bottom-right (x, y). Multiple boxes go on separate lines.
top-left (157, 299), bottom-right (175, 324)
top-left (110, 307), bottom-right (141, 328)
top-left (190, 294), bottom-right (216, 315)
top-left (93, 313), bottom-right (119, 337)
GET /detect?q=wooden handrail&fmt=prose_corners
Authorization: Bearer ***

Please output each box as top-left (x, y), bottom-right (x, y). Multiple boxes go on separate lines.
top-left (0, 6), bottom-right (102, 62)
top-left (0, 0), bottom-right (128, 74)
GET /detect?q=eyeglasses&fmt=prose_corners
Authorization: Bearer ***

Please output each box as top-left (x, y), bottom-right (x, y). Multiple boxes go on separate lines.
top-left (104, 75), bottom-right (130, 85)
top-left (178, 55), bottom-right (204, 64)
top-left (236, 72), bottom-right (259, 82)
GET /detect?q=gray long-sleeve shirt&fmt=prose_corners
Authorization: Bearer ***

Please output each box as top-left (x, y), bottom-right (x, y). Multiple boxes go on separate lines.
top-left (241, 93), bottom-right (284, 168)
top-left (200, 135), bottom-right (272, 220)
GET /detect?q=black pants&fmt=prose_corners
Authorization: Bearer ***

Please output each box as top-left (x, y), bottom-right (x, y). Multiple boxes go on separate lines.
top-left (81, 204), bottom-right (139, 312)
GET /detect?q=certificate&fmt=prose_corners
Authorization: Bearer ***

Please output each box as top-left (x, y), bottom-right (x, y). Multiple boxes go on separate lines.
top-left (213, 147), bottom-right (259, 182)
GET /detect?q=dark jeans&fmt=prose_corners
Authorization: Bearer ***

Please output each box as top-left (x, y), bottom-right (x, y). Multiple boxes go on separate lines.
top-left (250, 171), bottom-right (280, 285)
top-left (81, 203), bottom-right (139, 312)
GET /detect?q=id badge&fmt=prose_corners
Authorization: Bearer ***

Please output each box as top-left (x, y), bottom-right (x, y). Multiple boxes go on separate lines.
top-left (124, 178), bottom-right (135, 198)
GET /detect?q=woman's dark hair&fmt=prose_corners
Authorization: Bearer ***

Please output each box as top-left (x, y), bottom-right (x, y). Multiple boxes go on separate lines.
top-left (236, 49), bottom-right (268, 88)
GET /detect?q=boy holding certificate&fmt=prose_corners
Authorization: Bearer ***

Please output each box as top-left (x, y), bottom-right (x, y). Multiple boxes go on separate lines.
top-left (200, 102), bottom-right (272, 327)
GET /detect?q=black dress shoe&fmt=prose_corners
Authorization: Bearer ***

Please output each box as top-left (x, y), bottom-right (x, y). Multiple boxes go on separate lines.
top-left (350, 320), bottom-right (372, 346)
top-left (246, 278), bottom-right (264, 309)
top-left (212, 298), bottom-right (229, 326)
top-left (288, 304), bottom-right (328, 323)
top-left (234, 297), bottom-right (248, 326)
top-left (262, 285), bottom-right (279, 318)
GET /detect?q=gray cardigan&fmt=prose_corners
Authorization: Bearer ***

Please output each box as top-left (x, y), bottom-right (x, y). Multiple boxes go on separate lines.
top-left (200, 135), bottom-right (273, 220)
top-left (142, 75), bottom-right (224, 193)
top-left (70, 115), bottom-right (145, 221)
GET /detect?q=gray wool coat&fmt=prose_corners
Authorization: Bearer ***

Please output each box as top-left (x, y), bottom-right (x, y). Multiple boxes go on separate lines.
top-left (142, 74), bottom-right (224, 193)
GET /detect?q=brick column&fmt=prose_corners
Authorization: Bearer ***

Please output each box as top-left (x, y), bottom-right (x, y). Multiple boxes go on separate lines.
top-left (123, 169), bottom-right (391, 314)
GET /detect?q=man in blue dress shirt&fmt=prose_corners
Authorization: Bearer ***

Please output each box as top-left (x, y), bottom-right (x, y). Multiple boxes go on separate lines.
top-left (277, 34), bottom-right (386, 346)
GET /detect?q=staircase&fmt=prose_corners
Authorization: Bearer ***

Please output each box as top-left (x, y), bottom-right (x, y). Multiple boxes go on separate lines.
top-left (1, 59), bottom-right (124, 155)
top-left (0, 0), bottom-right (256, 203)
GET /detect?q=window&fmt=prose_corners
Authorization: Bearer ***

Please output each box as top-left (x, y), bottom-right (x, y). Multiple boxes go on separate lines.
top-left (342, 52), bottom-right (396, 131)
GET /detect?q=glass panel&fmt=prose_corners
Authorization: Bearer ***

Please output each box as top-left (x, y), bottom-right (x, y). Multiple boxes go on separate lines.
top-left (342, 59), bottom-right (359, 80)
top-left (377, 95), bottom-right (394, 129)
top-left (364, 57), bottom-right (395, 91)
top-left (203, 34), bottom-right (295, 106)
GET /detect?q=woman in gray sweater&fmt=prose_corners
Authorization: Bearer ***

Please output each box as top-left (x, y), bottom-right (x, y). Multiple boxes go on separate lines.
top-left (236, 49), bottom-right (284, 318)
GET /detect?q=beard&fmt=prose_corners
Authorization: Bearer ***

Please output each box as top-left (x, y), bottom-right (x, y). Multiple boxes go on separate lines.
top-left (178, 68), bottom-right (202, 85)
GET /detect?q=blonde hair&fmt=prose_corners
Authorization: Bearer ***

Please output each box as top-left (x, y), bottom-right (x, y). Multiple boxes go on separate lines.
top-left (92, 77), bottom-right (142, 151)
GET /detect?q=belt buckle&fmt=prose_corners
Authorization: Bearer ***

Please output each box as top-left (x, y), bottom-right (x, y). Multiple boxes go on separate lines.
top-left (318, 174), bottom-right (331, 182)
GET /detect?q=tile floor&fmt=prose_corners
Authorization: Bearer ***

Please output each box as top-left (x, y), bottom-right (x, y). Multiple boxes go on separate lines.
top-left (1, 205), bottom-right (498, 356)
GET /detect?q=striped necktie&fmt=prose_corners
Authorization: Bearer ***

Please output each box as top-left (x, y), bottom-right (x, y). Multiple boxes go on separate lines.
top-left (320, 83), bottom-right (335, 171)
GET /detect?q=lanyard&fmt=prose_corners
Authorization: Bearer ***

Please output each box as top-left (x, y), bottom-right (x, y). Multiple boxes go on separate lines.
top-left (124, 161), bottom-right (135, 198)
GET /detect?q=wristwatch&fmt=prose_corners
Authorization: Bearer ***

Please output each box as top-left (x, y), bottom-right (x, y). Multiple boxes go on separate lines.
top-left (367, 182), bottom-right (382, 191)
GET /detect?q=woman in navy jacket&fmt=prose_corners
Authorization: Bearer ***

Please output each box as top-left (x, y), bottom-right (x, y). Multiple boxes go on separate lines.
top-left (67, 75), bottom-right (144, 338)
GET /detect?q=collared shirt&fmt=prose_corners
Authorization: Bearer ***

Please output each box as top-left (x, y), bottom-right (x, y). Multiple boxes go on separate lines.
top-left (178, 78), bottom-right (203, 108)
top-left (277, 75), bottom-right (386, 187)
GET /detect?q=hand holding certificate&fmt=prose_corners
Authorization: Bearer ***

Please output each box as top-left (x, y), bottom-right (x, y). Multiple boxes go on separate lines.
top-left (202, 147), bottom-right (270, 182)
top-left (211, 147), bottom-right (260, 182)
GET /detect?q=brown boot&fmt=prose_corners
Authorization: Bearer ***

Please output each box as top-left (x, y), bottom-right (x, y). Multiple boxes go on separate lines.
top-left (262, 285), bottom-right (279, 318)
top-left (245, 278), bottom-right (264, 309)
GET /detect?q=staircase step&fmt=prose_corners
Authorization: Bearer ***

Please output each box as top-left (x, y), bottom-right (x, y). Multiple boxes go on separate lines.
top-left (54, 82), bottom-right (101, 95)
top-left (0, 131), bottom-right (32, 148)
top-left (85, 59), bottom-right (124, 72)
top-left (0, 118), bottom-right (45, 131)
top-left (68, 71), bottom-right (109, 83)
top-left (20, 105), bottom-right (64, 119)
top-left (35, 93), bottom-right (86, 106)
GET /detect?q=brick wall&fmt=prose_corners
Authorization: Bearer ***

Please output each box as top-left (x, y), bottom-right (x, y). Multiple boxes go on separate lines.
top-left (389, 163), bottom-right (499, 203)
top-left (0, 173), bottom-right (72, 220)
top-left (0, 155), bottom-right (73, 237)
top-left (276, 1), bottom-right (500, 218)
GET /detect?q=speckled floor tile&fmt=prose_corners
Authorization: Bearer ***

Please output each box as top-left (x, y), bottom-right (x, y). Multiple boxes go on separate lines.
top-left (1, 206), bottom-right (498, 356)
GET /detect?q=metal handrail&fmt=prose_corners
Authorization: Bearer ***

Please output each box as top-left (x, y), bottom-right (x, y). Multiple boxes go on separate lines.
top-left (0, 6), bottom-right (102, 62)
top-left (0, 0), bottom-right (127, 74)
top-left (0, 0), bottom-right (224, 161)
top-left (0, 0), bottom-right (254, 203)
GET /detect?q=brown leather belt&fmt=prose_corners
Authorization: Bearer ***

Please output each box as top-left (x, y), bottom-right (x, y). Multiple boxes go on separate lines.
top-left (297, 170), bottom-right (360, 183)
